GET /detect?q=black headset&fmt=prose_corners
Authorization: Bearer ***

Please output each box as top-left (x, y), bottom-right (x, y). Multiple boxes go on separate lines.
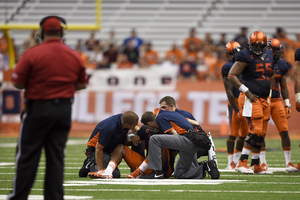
top-left (39, 15), bottom-right (67, 40)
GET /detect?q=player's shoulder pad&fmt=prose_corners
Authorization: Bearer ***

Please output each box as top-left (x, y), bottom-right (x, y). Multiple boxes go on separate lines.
top-left (295, 48), bottom-right (300, 61)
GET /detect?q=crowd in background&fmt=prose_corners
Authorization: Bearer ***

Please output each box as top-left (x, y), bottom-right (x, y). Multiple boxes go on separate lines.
top-left (1, 26), bottom-right (299, 82)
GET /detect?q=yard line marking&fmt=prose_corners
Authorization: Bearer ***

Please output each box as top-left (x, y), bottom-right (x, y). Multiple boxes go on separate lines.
top-left (1, 188), bottom-right (300, 194)
top-left (221, 174), bottom-right (300, 178)
top-left (0, 195), bottom-right (92, 199)
top-left (64, 179), bottom-right (245, 186)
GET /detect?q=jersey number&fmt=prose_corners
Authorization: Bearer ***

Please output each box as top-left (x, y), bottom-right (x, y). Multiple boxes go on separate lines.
top-left (255, 63), bottom-right (272, 80)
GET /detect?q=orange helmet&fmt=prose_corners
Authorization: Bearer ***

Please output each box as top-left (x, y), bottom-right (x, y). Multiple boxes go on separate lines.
top-left (224, 41), bottom-right (241, 61)
top-left (267, 38), bottom-right (284, 60)
top-left (249, 31), bottom-right (267, 55)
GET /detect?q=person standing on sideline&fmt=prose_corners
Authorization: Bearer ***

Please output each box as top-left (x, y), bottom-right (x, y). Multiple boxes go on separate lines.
top-left (222, 41), bottom-right (248, 170)
top-left (8, 16), bottom-right (87, 200)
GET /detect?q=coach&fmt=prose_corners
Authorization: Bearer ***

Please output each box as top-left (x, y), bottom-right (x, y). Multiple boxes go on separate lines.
top-left (8, 16), bottom-right (87, 200)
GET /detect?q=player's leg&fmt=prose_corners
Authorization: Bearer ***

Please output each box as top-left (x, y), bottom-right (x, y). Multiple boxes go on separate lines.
top-left (226, 103), bottom-right (237, 169)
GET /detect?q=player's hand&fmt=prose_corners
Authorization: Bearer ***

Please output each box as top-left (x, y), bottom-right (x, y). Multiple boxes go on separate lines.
top-left (235, 110), bottom-right (245, 122)
top-left (285, 106), bottom-right (292, 118)
top-left (131, 135), bottom-right (141, 146)
top-left (245, 90), bottom-right (258, 102)
top-left (296, 102), bottom-right (300, 112)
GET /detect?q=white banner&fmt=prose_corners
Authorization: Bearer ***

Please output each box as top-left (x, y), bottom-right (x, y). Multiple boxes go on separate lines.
top-left (87, 67), bottom-right (177, 91)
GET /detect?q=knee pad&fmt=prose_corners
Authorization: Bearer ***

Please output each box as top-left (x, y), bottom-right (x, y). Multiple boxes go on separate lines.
top-left (245, 133), bottom-right (263, 150)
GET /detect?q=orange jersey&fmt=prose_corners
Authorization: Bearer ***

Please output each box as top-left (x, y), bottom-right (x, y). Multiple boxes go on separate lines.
top-left (144, 50), bottom-right (159, 65)
top-left (165, 49), bottom-right (184, 64)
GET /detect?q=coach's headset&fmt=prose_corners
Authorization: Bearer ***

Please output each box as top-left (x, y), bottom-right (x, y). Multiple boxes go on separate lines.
top-left (36, 15), bottom-right (67, 41)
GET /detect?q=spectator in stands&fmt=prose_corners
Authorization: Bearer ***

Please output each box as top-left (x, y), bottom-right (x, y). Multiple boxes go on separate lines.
top-left (102, 29), bottom-right (118, 52)
top-left (138, 57), bottom-right (150, 68)
top-left (178, 55), bottom-right (198, 81)
top-left (97, 56), bottom-right (111, 69)
top-left (123, 40), bottom-right (140, 64)
top-left (233, 27), bottom-right (248, 49)
top-left (124, 28), bottom-right (143, 49)
top-left (216, 33), bottom-right (228, 58)
top-left (165, 43), bottom-right (184, 65)
top-left (24, 30), bottom-right (38, 48)
top-left (76, 44), bottom-right (88, 68)
top-left (103, 43), bottom-right (118, 64)
top-left (275, 27), bottom-right (295, 50)
top-left (160, 54), bottom-right (180, 75)
top-left (204, 33), bottom-right (214, 45)
top-left (200, 43), bottom-right (219, 81)
top-left (183, 28), bottom-right (202, 54)
top-left (117, 53), bottom-right (133, 69)
top-left (89, 43), bottom-right (103, 67)
top-left (75, 39), bottom-right (88, 52)
top-left (143, 42), bottom-right (159, 66)
top-left (85, 31), bottom-right (100, 51)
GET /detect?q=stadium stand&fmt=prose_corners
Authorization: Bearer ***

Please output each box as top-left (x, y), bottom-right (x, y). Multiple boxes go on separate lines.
top-left (1, 0), bottom-right (300, 59)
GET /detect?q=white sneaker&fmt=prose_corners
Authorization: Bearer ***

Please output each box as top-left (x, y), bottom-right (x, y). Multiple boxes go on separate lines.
top-left (235, 159), bottom-right (254, 174)
top-left (286, 162), bottom-right (300, 172)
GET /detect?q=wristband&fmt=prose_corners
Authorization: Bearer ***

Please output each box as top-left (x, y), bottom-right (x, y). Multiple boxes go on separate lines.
top-left (127, 133), bottom-right (135, 141)
top-left (296, 93), bottom-right (300, 103)
top-left (239, 84), bottom-right (249, 93)
top-left (284, 99), bottom-right (290, 107)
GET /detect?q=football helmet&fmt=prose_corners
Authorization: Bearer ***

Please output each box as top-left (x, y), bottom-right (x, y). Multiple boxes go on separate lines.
top-left (267, 38), bottom-right (284, 60)
top-left (249, 31), bottom-right (267, 56)
top-left (224, 41), bottom-right (241, 61)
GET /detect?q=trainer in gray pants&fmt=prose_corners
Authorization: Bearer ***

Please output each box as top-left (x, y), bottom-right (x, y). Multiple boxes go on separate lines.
top-left (148, 134), bottom-right (205, 179)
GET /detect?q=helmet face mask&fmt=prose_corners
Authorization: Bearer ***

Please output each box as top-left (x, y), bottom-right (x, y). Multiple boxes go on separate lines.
top-left (250, 42), bottom-right (267, 56)
top-left (249, 31), bottom-right (267, 56)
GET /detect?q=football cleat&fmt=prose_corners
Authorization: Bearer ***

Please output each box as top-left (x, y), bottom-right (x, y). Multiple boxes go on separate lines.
top-left (207, 160), bottom-right (220, 179)
top-left (235, 159), bottom-right (254, 174)
top-left (126, 168), bottom-right (143, 179)
top-left (88, 170), bottom-right (112, 179)
top-left (251, 164), bottom-right (273, 174)
top-left (286, 162), bottom-right (300, 172)
top-left (260, 162), bottom-right (268, 171)
top-left (225, 161), bottom-right (236, 170)
top-left (138, 170), bottom-right (164, 179)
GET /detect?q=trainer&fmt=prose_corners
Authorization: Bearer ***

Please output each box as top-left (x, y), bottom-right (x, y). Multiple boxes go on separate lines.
top-left (8, 16), bottom-right (87, 200)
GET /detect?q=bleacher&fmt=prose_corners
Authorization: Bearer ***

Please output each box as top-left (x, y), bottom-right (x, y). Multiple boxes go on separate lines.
top-left (1, 0), bottom-right (300, 59)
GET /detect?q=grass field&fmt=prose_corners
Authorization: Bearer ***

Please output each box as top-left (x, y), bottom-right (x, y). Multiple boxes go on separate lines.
top-left (1, 137), bottom-right (300, 200)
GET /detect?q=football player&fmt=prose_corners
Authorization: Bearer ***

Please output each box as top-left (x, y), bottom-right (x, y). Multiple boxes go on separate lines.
top-left (228, 31), bottom-right (274, 174)
top-left (294, 48), bottom-right (300, 112)
top-left (222, 41), bottom-right (249, 170)
top-left (260, 38), bottom-right (300, 172)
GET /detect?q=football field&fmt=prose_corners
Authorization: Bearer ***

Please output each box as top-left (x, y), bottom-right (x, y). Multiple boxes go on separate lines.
top-left (0, 137), bottom-right (300, 200)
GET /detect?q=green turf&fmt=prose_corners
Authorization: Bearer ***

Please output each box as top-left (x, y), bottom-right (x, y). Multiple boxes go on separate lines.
top-left (1, 137), bottom-right (300, 200)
